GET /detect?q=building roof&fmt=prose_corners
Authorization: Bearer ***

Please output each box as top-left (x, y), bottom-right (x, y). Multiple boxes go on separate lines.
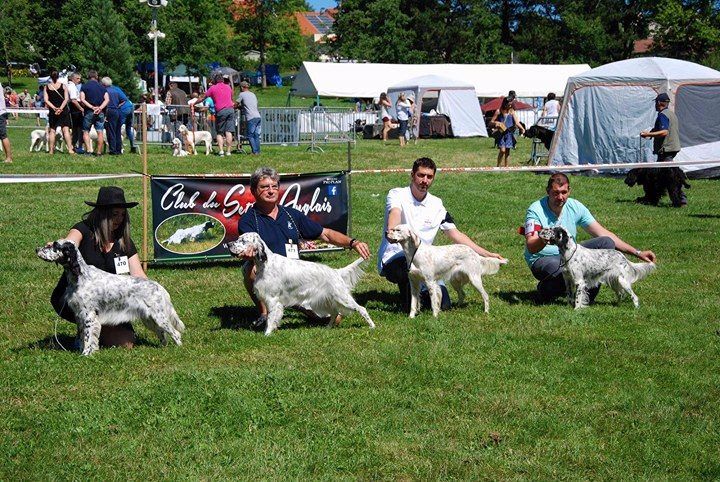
top-left (295, 10), bottom-right (335, 37)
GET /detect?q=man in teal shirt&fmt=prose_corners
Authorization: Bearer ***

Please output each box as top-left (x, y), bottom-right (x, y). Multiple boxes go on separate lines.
top-left (524, 173), bottom-right (656, 301)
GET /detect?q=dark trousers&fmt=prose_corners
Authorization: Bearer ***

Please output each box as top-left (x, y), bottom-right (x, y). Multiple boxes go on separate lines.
top-left (123, 112), bottom-right (135, 148)
top-left (106, 108), bottom-right (122, 154)
top-left (658, 151), bottom-right (687, 205)
top-left (530, 236), bottom-right (615, 300)
top-left (382, 255), bottom-right (451, 313)
top-left (71, 109), bottom-right (84, 148)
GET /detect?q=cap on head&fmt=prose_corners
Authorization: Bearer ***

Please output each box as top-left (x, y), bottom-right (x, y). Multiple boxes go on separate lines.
top-left (654, 93), bottom-right (670, 103)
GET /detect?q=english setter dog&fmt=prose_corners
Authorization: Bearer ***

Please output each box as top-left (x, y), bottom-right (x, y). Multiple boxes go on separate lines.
top-left (228, 232), bottom-right (375, 335)
top-left (178, 125), bottom-right (213, 155)
top-left (30, 128), bottom-right (64, 152)
top-left (538, 226), bottom-right (655, 309)
top-left (385, 224), bottom-right (507, 317)
top-left (36, 240), bottom-right (185, 356)
top-left (162, 221), bottom-right (213, 245)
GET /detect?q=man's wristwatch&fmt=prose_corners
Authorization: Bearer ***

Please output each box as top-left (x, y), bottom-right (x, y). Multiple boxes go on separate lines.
top-left (349, 238), bottom-right (357, 249)
top-left (634, 249), bottom-right (642, 256)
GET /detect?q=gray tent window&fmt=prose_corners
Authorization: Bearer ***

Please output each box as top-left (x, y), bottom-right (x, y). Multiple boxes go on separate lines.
top-left (675, 83), bottom-right (720, 147)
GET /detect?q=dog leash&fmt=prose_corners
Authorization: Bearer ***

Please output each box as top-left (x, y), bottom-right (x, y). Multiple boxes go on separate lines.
top-left (53, 300), bottom-right (69, 352)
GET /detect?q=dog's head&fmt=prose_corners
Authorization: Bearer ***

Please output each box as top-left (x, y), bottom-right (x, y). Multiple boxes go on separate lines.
top-left (203, 221), bottom-right (213, 231)
top-left (524, 125), bottom-right (538, 139)
top-left (178, 125), bottom-right (188, 134)
top-left (172, 137), bottom-right (182, 148)
top-left (228, 232), bottom-right (267, 263)
top-left (538, 226), bottom-right (570, 250)
top-left (624, 168), bottom-right (645, 187)
top-left (386, 224), bottom-right (420, 248)
top-left (36, 239), bottom-right (82, 276)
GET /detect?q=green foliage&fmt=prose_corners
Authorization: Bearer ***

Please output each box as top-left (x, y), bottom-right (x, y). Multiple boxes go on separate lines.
top-left (650, 0), bottom-right (720, 64)
top-left (0, 0), bottom-right (34, 64)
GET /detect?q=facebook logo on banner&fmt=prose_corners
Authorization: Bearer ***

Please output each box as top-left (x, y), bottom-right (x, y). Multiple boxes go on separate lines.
top-left (327, 185), bottom-right (338, 196)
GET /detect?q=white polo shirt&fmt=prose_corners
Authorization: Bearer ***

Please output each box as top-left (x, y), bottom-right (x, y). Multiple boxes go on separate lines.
top-left (377, 186), bottom-right (456, 273)
top-left (67, 81), bottom-right (79, 101)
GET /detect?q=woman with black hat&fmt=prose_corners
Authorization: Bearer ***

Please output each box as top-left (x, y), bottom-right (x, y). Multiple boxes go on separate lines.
top-left (49, 186), bottom-right (146, 349)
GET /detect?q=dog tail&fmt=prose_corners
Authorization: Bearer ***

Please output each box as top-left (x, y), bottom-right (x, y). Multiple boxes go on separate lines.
top-left (170, 305), bottom-right (186, 333)
top-left (627, 261), bottom-right (656, 283)
top-left (478, 256), bottom-right (508, 275)
top-left (337, 258), bottom-right (366, 290)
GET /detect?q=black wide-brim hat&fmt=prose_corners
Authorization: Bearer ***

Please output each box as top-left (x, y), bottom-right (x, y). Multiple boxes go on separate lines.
top-left (85, 186), bottom-right (139, 208)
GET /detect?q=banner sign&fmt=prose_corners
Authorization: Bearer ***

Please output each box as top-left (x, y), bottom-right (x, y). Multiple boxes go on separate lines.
top-left (151, 171), bottom-right (349, 261)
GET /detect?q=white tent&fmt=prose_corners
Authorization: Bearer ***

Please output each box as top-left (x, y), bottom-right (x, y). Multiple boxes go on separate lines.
top-left (292, 62), bottom-right (590, 99)
top-left (549, 57), bottom-right (720, 177)
top-left (387, 75), bottom-right (487, 138)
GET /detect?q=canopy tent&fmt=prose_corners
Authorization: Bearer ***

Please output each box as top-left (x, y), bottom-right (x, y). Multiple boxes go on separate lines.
top-left (162, 64), bottom-right (206, 93)
top-left (481, 96), bottom-right (534, 113)
top-left (292, 62), bottom-right (591, 99)
top-left (549, 57), bottom-right (720, 177)
top-left (387, 75), bottom-right (487, 138)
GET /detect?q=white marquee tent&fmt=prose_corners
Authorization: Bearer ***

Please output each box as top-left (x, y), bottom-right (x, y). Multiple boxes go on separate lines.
top-left (292, 62), bottom-right (591, 99)
top-left (549, 57), bottom-right (720, 177)
top-left (387, 75), bottom-right (488, 138)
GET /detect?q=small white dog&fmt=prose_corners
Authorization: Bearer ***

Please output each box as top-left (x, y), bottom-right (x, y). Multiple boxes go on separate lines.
top-left (178, 124), bottom-right (213, 155)
top-left (171, 137), bottom-right (189, 157)
top-left (386, 224), bottom-right (507, 317)
top-left (228, 232), bottom-right (375, 335)
top-left (163, 221), bottom-right (213, 244)
top-left (30, 128), bottom-right (64, 152)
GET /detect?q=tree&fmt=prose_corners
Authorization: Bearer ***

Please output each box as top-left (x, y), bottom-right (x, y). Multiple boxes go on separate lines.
top-left (0, 0), bottom-right (34, 86)
top-left (55, 0), bottom-right (140, 98)
top-left (650, 0), bottom-right (720, 65)
top-left (230, 0), bottom-right (311, 86)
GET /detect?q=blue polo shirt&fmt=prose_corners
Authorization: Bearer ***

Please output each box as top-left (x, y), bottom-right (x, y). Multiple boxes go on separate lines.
top-left (111, 86), bottom-right (133, 116)
top-left (81, 79), bottom-right (107, 111)
top-left (523, 197), bottom-right (595, 267)
top-left (239, 205), bottom-right (324, 256)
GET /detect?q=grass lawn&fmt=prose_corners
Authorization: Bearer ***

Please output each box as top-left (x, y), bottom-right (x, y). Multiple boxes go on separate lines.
top-left (1, 123), bottom-right (719, 479)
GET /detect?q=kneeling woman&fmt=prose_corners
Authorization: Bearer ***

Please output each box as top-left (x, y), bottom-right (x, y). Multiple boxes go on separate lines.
top-left (49, 186), bottom-right (146, 348)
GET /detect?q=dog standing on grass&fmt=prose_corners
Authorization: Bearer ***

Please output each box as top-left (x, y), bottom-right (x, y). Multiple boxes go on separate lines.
top-left (178, 124), bottom-right (213, 155)
top-left (36, 239), bottom-right (185, 356)
top-left (228, 232), bottom-right (375, 335)
top-left (538, 226), bottom-right (655, 309)
top-left (386, 224), bottom-right (507, 317)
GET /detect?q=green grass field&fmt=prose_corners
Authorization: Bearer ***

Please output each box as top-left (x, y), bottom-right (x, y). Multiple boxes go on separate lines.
top-left (1, 118), bottom-right (719, 479)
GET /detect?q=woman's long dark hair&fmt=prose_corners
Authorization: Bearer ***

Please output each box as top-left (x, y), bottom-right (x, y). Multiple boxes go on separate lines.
top-left (84, 207), bottom-right (132, 252)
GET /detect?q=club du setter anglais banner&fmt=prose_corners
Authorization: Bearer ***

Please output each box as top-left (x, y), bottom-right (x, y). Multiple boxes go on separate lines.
top-left (151, 172), bottom-right (349, 261)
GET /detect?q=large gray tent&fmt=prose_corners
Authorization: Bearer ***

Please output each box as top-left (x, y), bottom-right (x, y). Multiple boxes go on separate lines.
top-left (549, 57), bottom-right (720, 177)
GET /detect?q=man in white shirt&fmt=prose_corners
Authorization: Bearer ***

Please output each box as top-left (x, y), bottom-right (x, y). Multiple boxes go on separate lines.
top-left (378, 157), bottom-right (506, 313)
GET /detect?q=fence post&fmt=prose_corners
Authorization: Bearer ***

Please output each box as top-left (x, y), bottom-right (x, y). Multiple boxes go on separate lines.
top-left (141, 103), bottom-right (149, 272)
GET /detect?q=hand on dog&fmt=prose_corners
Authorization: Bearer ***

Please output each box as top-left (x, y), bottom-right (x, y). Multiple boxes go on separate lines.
top-left (352, 241), bottom-right (371, 260)
top-left (637, 250), bottom-right (656, 263)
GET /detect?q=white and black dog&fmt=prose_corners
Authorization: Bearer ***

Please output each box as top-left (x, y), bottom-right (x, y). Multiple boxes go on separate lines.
top-left (162, 221), bottom-right (214, 245)
top-left (538, 226), bottom-right (655, 309)
top-left (386, 224), bottom-right (507, 317)
top-left (228, 232), bottom-right (374, 335)
top-left (36, 240), bottom-right (185, 355)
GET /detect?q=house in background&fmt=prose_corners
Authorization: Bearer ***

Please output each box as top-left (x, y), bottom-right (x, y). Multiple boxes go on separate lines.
top-left (294, 9), bottom-right (336, 43)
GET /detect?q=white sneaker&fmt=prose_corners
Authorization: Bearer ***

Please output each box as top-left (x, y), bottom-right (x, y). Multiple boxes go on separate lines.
top-left (218, 151), bottom-right (225, 157)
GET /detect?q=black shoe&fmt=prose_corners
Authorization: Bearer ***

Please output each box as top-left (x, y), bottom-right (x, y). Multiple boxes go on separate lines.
top-left (130, 146), bottom-right (138, 154)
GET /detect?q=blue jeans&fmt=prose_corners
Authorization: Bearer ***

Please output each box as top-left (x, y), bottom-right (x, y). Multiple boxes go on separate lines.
top-left (247, 117), bottom-right (261, 153)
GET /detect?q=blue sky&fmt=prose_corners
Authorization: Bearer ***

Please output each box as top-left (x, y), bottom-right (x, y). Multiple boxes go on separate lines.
top-left (308, 0), bottom-right (337, 10)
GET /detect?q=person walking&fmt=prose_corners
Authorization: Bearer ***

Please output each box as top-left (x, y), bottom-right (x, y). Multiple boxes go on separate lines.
top-left (236, 81), bottom-right (261, 154)
top-left (490, 96), bottom-right (524, 167)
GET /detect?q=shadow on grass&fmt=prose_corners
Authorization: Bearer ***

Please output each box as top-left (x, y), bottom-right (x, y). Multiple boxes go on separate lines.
top-left (496, 290), bottom-right (567, 306)
top-left (208, 304), bottom-right (334, 332)
top-left (354, 289), bottom-right (405, 313)
top-left (20, 332), bottom-right (156, 353)
top-left (689, 214), bottom-right (720, 219)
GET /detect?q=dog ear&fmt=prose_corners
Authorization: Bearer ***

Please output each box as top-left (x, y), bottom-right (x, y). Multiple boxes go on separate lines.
top-left (409, 228), bottom-right (420, 247)
top-left (555, 227), bottom-right (568, 249)
top-left (62, 242), bottom-right (82, 276)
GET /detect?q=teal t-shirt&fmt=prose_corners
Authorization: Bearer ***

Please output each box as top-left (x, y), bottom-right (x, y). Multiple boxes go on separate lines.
top-left (523, 197), bottom-right (595, 266)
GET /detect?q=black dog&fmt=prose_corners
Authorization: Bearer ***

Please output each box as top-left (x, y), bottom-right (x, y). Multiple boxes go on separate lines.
top-left (524, 124), bottom-right (554, 150)
top-left (624, 167), bottom-right (690, 207)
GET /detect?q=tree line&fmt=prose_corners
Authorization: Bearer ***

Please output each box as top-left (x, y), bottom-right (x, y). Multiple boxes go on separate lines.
top-left (1, 0), bottom-right (718, 97)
